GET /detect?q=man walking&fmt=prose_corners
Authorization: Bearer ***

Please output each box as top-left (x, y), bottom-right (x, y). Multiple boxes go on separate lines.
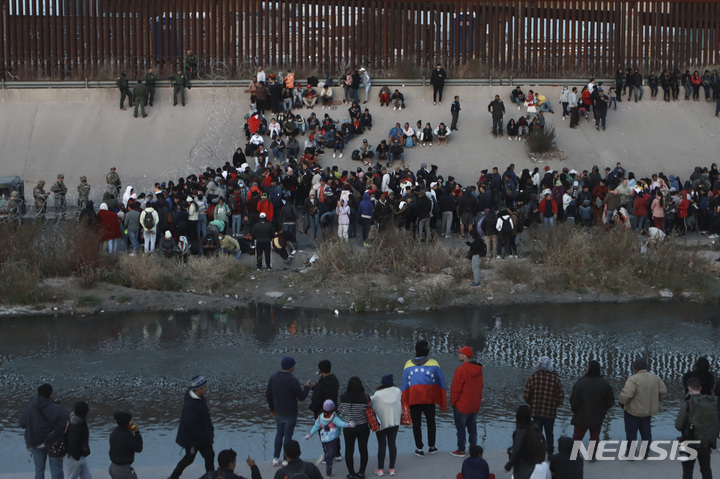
top-left (523, 356), bottom-right (564, 457)
top-left (488, 95), bottom-right (505, 137)
top-left (116, 72), bottom-right (132, 110)
top-left (430, 63), bottom-right (446, 106)
top-left (401, 340), bottom-right (447, 456)
top-left (675, 377), bottom-right (719, 479)
top-left (266, 357), bottom-right (312, 466)
top-left (133, 80), bottom-right (148, 118)
top-left (19, 384), bottom-right (69, 479)
top-left (170, 376), bottom-right (215, 479)
top-left (618, 357), bottom-right (667, 457)
top-left (450, 95), bottom-right (462, 131)
top-left (450, 346), bottom-right (484, 457)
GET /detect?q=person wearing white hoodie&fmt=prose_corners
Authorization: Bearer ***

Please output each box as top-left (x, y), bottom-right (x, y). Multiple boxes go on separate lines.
top-left (370, 375), bottom-right (402, 477)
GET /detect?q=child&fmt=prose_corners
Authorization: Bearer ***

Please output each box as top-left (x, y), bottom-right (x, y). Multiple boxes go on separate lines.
top-left (306, 400), bottom-right (355, 477)
top-left (550, 436), bottom-right (584, 479)
top-left (457, 445), bottom-right (492, 479)
top-left (608, 84), bottom-right (617, 111)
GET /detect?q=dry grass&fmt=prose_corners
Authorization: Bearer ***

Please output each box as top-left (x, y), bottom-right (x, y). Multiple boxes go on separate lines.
top-left (526, 224), bottom-right (718, 299)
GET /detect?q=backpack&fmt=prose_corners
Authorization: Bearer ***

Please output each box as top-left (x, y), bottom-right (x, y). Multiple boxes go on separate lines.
top-left (501, 217), bottom-right (512, 235)
top-left (352, 149), bottom-right (361, 161)
top-left (685, 396), bottom-right (720, 446)
top-left (142, 211), bottom-right (155, 229)
top-left (523, 424), bottom-right (547, 464)
top-left (278, 465), bottom-right (311, 479)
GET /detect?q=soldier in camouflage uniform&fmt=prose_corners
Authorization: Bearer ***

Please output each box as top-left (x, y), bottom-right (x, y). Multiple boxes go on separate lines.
top-left (170, 70), bottom-right (191, 106)
top-left (106, 167), bottom-right (121, 197)
top-left (33, 180), bottom-right (49, 215)
top-left (77, 176), bottom-right (91, 208)
top-left (116, 72), bottom-right (133, 110)
top-left (144, 67), bottom-right (157, 106)
top-left (50, 174), bottom-right (68, 218)
top-left (133, 80), bottom-right (148, 118)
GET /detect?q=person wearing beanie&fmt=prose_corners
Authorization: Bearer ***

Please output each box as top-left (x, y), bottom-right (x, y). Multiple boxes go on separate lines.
top-left (309, 359), bottom-right (340, 419)
top-left (523, 356), bottom-right (564, 457)
top-left (19, 383), bottom-right (69, 479)
top-left (401, 340), bottom-right (446, 456)
top-left (450, 347), bottom-right (484, 457)
top-left (274, 440), bottom-right (323, 479)
top-left (306, 400), bottom-right (355, 477)
top-left (109, 411), bottom-right (143, 479)
top-left (66, 401), bottom-right (91, 479)
top-left (371, 374), bottom-right (402, 476)
top-left (267, 357), bottom-right (312, 466)
top-left (618, 357), bottom-right (667, 457)
top-left (169, 376), bottom-right (215, 479)
top-left (459, 445), bottom-right (491, 479)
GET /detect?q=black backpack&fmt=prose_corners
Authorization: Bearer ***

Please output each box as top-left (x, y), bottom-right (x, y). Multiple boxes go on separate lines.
top-left (516, 215), bottom-right (525, 233)
top-left (523, 424), bottom-right (547, 464)
top-left (479, 237), bottom-right (488, 257)
top-left (143, 211), bottom-right (155, 229)
top-left (352, 149), bottom-right (361, 161)
top-left (501, 217), bottom-right (512, 235)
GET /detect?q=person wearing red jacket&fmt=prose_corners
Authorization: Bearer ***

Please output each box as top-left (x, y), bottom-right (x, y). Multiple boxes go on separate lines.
top-left (450, 346), bottom-right (484, 458)
top-left (677, 192), bottom-right (690, 235)
top-left (632, 192), bottom-right (649, 231)
top-left (538, 193), bottom-right (558, 230)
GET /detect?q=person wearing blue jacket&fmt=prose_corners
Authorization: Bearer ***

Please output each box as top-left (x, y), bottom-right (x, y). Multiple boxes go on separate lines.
top-left (169, 375), bottom-right (215, 479)
top-left (306, 400), bottom-right (355, 477)
top-left (458, 445), bottom-right (491, 479)
top-left (358, 193), bottom-right (374, 247)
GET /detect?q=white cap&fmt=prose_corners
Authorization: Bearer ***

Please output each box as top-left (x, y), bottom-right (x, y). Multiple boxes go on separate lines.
top-left (260, 212), bottom-right (267, 218)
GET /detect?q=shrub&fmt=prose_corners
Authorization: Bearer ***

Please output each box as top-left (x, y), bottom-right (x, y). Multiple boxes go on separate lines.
top-left (527, 126), bottom-right (557, 153)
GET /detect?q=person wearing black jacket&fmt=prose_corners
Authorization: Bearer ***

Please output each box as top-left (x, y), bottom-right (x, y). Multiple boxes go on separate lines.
top-left (273, 440), bottom-right (323, 479)
top-left (569, 360), bottom-right (614, 461)
top-left (109, 411), bottom-right (143, 479)
top-left (204, 449), bottom-right (262, 479)
top-left (503, 405), bottom-right (537, 479)
top-left (466, 228), bottom-right (485, 286)
top-left (251, 212), bottom-right (275, 269)
top-left (430, 63), bottom-right (446, 105)
top-left (170, 376), bottom-right (215, 479)
top-left (19, 384), bottom-right (69, 479)
top-left (309, 360), bottom-right (340, 418)
top-left (66, 401), bottom-right (91, 479)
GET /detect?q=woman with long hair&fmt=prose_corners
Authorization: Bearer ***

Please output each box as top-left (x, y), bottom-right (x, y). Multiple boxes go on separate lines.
top-left (339, 377), bottom-right (370, 479)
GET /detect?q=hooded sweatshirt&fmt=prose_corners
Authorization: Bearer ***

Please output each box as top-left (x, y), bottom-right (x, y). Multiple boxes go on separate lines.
top-left (451, 361), bottom-right (484, 414)
top-left (309, 374), bottom-right (340, 417)
top-left (19, 395), bottom-right (69, 449)
top-left (550, 436), bottom-right (584, 478)
top-left (309, 412), bottom-right (351, 443)
top-left (357, 192), bottom-right (374, 221)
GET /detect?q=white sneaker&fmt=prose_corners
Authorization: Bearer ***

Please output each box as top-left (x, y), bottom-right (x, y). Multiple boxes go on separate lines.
top-left (439, 102), bottom-right (442, 106)
top-left (339, 153), bottom-right (343, 158)
top-left (562, 116), bottom-right (566, 120)
top-left (322, 105), bottom-right (325, 110)
top-left (508, 136), bottom-right (512, 141)
top-left (429, 143), bottom-right (432, 147)
top-left (433, 102), bottom-right (436, 106)
top-left (393, 106), bottom-right (397, 111)
top-left (282, 460), bottom-right (288, 467)
top-left (518, 106), bottom-right (521, 110)
top-left (272, 458), bottom-right (281, 467)
top-left (333, 153), bottom-right (336, 158)
top-left (496, 255), bottom-right (501, 259)
top-left (517, 137), bottom-right (520, 141)
top-left (422, 143), bottom-right (425, 147)
top-left (399, 106), bottom-right (402, 110)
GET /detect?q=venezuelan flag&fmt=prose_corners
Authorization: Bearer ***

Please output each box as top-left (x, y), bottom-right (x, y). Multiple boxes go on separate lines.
top-left (401, 358), bottom-right (447, 411)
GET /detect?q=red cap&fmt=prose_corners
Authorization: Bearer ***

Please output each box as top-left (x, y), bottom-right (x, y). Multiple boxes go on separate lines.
top-left (458, 346), bottom-right (473, 358)
top-left (544, 165), bottom-right (551, 171)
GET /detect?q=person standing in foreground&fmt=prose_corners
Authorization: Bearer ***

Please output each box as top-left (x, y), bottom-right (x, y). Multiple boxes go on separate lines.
top-left (451, 96), bottom-right (462, 131)
top-left (675, 377), bottom-right (719, 479)
top-left (401, 339), bottom-right (447, 456)
top-left (450, 346), bottom-right (484, 458)
top-left (569, 360), bottom-right (614, 461)
top-left (488, 95), bottom-right (505, 137)
top-left (266, 357), bottom-right (312, 466)
top-left (65, 401), bottom-right (91, 479)
top-left (618, 357), bottom-right (667, 457)
top-left (19, 383), bottom-right (69, 479)
top-left (308, 359), bottom-right (340, 419)
top-left (523, 356), bottom-right (564, 457)
top-left (371, 374), bottom-right (402, 477)
top-left (169, 375), bottom-right (215, 479)
top-left (108, 412), bottom-right (143, 479)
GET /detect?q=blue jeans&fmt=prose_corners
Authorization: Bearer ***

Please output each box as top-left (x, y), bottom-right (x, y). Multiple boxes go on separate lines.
top-left (64, 456), bottom-right (91, 479)
top-left (128, 230), bottom-right (139, 252)
top-left (232, 215), bottom-right (243, 236)
top-left (492, 118), bottom-right (503, 135)
top-left (623, 411), bottom-right (652, 456)
top-left (197, 214), bottom-right (208, 239)
top-left (273, 414), bottom-right (298, 459)
top-left (539, 101), bottom-right (553, 112)
top-left (633, 85), bottom-right (644, 101)
top-left (31, 448), bottom-right (64, 479)
top-left (543, 216), bottom-right (554, 230)
top-left (273, 148), bottom-right (285, 162)
top-left (533, 416), bottom-right (556, 455)
top-left (453, 408), bottom-right (478, 452)
top-left (305, 212), bottom-right (319, 238)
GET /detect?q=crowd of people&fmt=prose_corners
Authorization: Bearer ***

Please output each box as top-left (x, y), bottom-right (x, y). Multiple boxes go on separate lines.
top-left (20, 343), bottom-right (720, 479)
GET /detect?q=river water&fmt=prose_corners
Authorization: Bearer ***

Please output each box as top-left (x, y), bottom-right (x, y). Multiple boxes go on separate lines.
top-left (0, 301), bottom-right (718, 473)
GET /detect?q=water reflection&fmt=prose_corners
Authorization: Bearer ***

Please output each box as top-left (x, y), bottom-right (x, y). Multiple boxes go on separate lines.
top-left (0, 301), bottom-right (718, 472)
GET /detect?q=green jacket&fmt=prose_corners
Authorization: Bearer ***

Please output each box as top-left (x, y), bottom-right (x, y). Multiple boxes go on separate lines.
top-left (675, 394), bottom-right (719, 446)
top-left (143, 72), bottom-right (156, 86)
top-left (116, 76), bottom-right (129, 89)
top-left (171, 73), bottom-right (189, 88)
top-left (133, 83), bottom-right (147, 98)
